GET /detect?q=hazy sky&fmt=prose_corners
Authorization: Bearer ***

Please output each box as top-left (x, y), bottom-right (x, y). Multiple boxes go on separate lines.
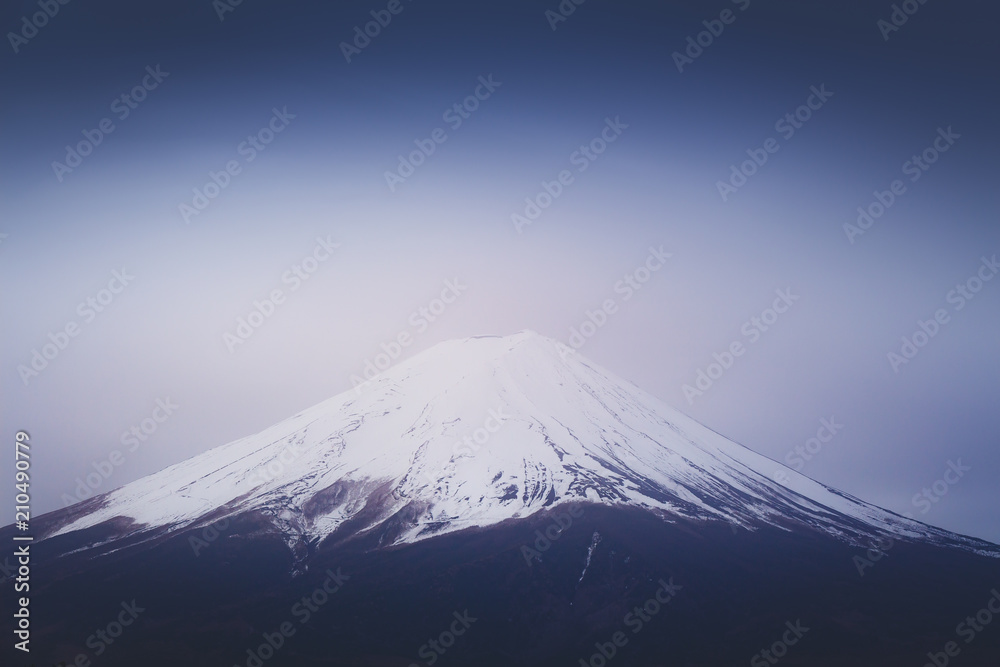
top-left (2, 0), bottom-right (998, 543)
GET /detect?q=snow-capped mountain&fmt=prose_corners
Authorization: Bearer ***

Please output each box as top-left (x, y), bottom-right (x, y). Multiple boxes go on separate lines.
top-left (9, 332), bottom-right (1000, 667)
top-left (43, 331), bottom-right (989, 555)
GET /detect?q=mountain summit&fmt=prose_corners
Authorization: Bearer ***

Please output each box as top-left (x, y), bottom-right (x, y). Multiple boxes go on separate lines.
top-left (43, 330), bottom-right (989, 557)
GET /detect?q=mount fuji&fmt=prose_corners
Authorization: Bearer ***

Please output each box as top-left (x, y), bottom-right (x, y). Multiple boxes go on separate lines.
top-left (4, 331), bottom-right (999, 667)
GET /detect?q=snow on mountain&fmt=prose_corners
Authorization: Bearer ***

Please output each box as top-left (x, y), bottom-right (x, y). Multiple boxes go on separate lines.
top-left (46, 331), bottom-right (987, 554)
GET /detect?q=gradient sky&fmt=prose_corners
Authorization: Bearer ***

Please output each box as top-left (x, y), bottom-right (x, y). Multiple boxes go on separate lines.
top-left (2, 0), bottom-right (998, 543)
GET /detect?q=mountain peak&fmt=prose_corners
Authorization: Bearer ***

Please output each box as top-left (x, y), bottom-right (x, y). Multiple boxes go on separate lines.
top-left (415, 329), bottom-right (559, 361)
top-left (464, 329), bottom-right (543, 341)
